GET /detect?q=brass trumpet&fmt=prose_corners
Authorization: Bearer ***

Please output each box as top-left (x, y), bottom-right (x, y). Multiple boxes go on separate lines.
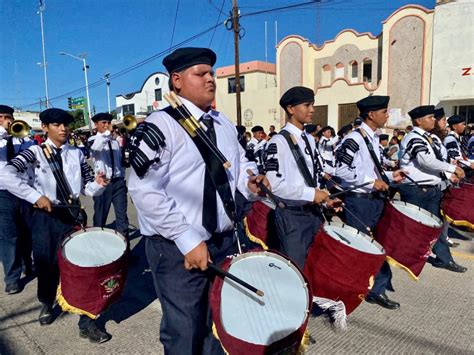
top-left (123, 115), bottom-right (137, 131)
top-left (8, 120), bottom-right (31, 138)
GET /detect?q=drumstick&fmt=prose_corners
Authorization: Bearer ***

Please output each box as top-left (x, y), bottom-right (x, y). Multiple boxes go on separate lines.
top-left (54, 204), bottom-right (82, 209)
top-left (207, 262), bottom-right (264, 297)
top-left (400, 172), bottom-right (426, 192)
top-left (246, 169), bottom-right (285, 209)
top-left (341, 202), bottom-right (373, 237)
top-left (327, 180), bottom-right (375, 199)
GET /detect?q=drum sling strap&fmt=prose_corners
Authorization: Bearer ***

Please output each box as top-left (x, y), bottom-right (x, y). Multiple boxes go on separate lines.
top-left (356, 129), bottom-right (390, 185)
top-left (280, 130), bottom-right (317, 188)
top-left (412, 131), bottom-right (448, 180)
top-left (163, 107), bottom-right (237, 229)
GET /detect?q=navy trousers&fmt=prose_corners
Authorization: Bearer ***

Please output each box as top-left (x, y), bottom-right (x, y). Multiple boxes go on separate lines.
top-left (145, 231), bottom-right (235, 355)
top-left (93, 178), bottom-right (129, 236)
top-left (398, 184), bottom-right (453, 264)
top-left (0, 190), bottom-right (32, 285)
top-left (274, 207), bottom-right (322, 270)
top-left (343, 195), bottom-right (393, 296)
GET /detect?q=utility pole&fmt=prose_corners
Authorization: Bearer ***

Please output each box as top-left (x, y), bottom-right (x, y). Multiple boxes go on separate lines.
top-left (232, 0), bottom-right (242, 126)
top-left (38, 0), bottom-right (50, 108)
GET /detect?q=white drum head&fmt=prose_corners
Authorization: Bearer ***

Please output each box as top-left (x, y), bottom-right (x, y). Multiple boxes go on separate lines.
top-left (220, 252), bottom-right (309, 346)
top-left (391, 201), bottom-right (442, 228)
top-left (63, 228), bottom-right (127, 267)
top-left (324, 223), bottom-right (384, 255)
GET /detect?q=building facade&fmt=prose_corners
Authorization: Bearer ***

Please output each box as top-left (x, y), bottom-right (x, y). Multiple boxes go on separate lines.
top-left (215, 61), bottom-right (280, 131)
top-left (115, 72), bottom-right (170, 120)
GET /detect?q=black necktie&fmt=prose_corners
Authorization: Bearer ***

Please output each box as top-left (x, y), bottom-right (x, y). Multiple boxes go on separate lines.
top-left (55, 148), bottom-right (65, 202)
top-left (108, 140), bottom-right (115, 179)
top-left (301, 133), bottom-right (317, 184)
top-left (6, 136), bottom-right (15, 162)
top-left (200, 116), bottom-right (218, 233)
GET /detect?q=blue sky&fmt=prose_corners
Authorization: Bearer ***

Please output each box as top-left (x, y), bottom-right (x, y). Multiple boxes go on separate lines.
top-left (0, 0), bottom-right (434, 113)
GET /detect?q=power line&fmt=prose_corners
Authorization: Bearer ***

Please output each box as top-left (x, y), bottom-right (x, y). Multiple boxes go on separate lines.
top-left (209, 0), bottom-right (226, 46)
top-left (208, 0), bottom-right (228, 16)
top-left (170, 0), bottom-right (180, 48)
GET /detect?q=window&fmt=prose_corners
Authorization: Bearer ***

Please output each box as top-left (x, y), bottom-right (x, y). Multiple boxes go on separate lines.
top-left (313, 105), bottom-right (328, 126)
top-left (122, 104), bottom-right (135, 116)
top-left (335, 62), bottom-right (344, 79)
top-left (338, 103), bottom-right (359, 128)
top-left (350, 61), bottom-right (358, 83)
top-left (454, 105), bottom-right (474, 124)
top-left (321, 64), bottom-right (331, 86)
top-left (363, 59), bottom-right (372, 83)
top-left (155, 88), bottom-right (162, 101)
top-left (228, 76), bottom-right (245, 94)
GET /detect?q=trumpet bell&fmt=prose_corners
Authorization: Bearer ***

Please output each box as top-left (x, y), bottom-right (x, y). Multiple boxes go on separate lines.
top-left (123, 115), bottom-right (137, 131)
top-left (9, 120), bottom-right (30, 138)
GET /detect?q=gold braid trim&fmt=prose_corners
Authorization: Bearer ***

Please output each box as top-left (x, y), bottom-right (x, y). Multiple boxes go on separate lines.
top-left (243, 217), bottom-right (269, 250)
top-left (385, 256), bottom-right (419, 281)
top-left (56, 284), bottom-right (98, 320)
top-left (441, 210), bottom-right (474, 230)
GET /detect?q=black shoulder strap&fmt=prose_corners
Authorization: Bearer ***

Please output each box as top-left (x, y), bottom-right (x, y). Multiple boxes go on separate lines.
top-left (279, 130), bottom-right (317, 188)
top-left (413, 130), bottom-right (444, 161)
top-left (163, 106), bottom-right (236, 221)
top-left (356, 129), bottom-right (390, 184)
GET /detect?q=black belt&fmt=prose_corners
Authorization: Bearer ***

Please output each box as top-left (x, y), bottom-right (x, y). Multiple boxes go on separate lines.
top-left (145, 229), bottom-right (234, 243)
top-left (283, 204), bottom-right (322, 213)
top-left (345, 191), bottom-right (385, 200)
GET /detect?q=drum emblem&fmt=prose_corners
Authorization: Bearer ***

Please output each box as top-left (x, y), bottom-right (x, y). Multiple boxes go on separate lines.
top-left (101, 275), bottom-right (121, 298)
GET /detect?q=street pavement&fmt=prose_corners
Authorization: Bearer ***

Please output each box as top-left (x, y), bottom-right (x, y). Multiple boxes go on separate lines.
top-left (1, 194), bottom-right (473, 354)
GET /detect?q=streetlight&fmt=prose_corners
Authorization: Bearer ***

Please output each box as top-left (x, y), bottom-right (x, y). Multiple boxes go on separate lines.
top-left (38, 1), bottom-right (50, 108)
top-left (59, 51), bottom-right (92, 132)
top-left (103, 73), bottom-right (111, 114)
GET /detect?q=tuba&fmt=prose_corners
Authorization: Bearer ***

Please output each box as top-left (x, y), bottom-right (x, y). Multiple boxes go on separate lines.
top-left (8, 120), bottom-right (31, 139)
top-left (123, 115), bottom-right (137, 131)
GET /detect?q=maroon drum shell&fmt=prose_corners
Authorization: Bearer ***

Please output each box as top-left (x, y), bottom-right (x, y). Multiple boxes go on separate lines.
top-left (304, 227), bottom-right (385, 315)
top-left (210, 251), bottom-right (311, 355)
top-left (375, 202), bottom-right (441, 279)
top-left (442, 183), bottom-right (474, 229)
top-left (244, 200), bottom-right (272, 248)
top-left (57, 237), bottom-right (128, 318)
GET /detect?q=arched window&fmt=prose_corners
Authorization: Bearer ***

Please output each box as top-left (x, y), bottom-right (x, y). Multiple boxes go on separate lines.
top-left (321, 64), bottom-right (331, 86)
top-left (335, 62), bottom-right (344, 79)
top-left (350, 60), bottom-right (358, 83)
top-left (363, 59), bottom-right (372, 83)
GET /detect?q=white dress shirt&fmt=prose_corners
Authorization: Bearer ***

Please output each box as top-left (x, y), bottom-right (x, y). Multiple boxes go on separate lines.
top-left (0, 126), bottom-right (35, 190)
top-left (399, 127), bottom-right (456, 186)
top-left (88, 131), bottom-right (125, 179)
top-left (318, 135), bottom-right (338, 166)
top-left (335, 122), bottom-right (394, 192)
top-left (0, 138), bottom-right (105, 204)
top-left (264, 122), bottom-right (322, 205)
top-left (443, 132), bottom-right (470, 167)
top-left (128, 97), bottom-right (258, 255)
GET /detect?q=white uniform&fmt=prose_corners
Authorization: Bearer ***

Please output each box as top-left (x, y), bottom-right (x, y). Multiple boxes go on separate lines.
top-left (443, 132), bottom-right (470, 167)
top-left (0, 138), bottom-right (105, 204)
top-left (127, 96), bottom-right (258, 255)
top-left (334, 122), bottom-right (394, 192)
top-left (88, 131), bottom-right (125, 179)
top-left (399, 127), bottom-right (456, 185)
top-left (318, 135), bottom-right (338, 166)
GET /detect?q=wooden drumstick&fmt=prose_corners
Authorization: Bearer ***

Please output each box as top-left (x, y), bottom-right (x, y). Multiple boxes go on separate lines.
top-left (246, 169), bottom-right (285, 208)
top-left (341, 202), bottom-right (373, 237)
top-left (327, 180), bottom-right (375, 199)
top-left (207, 262), bottom-right (264, 297)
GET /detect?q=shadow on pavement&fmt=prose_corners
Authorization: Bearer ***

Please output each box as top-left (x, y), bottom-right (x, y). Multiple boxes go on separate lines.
top-left (0, 304), bottom-right (42, 324)
top-left (99, 236), bottom-right (156, 326)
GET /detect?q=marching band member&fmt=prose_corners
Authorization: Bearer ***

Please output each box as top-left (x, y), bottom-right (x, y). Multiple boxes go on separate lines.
top-left (443, 114), bottom-right (474, 169)
top-left (318, 126), bottom-right (338, 167)
top-left (264, 86), bottom-right (338, 269)
top-left (0, 108), bottom-right (110, 342)
top-left (88, 113), bottom-right (129, 237)
top-left (0, 104), bottom-right (34, 295)
top-left (335, 95), bottom-right (405, 310)
top-left (127, 47), bottom-right (269, 354)
top-left (398, 105), bottom-right (467, 273)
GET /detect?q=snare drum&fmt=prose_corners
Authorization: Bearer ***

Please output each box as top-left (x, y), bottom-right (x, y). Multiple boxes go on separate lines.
top-left (57, 227), bottom-right (128, 319)
top-left (304, 223), bottom-right (385, 315)
top-left (442, 183), bottom-right (474, 230)
top-left (376, 201), bottom-right (442, 280)
top-left (210, 251), bottom-right (311, 355)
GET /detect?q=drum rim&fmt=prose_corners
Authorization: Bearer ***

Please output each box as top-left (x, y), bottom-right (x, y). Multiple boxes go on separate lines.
top-left (61, 227), bottom-right (127, 266)
top-left (324, 221), bottom-right (385, 253)
top-left (390, 200), bottom-right (443, 228)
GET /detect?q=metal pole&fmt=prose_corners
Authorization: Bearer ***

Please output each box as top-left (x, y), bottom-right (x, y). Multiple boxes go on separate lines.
top-left (82, 58), bottom-right (93, 132)
top-left (232, 0), bottom-right (242, 126)
top-left (39, 2), bottom-right (50, 108)
top-left (104, 74), bottom-right (111, 114)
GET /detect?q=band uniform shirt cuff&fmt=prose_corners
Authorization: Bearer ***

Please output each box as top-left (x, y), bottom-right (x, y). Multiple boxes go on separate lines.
top-left (302, 187), bottom-right (316, 203)
top-left (87, 180), bottom-right (107, 196)
top-left (174, 225), bottom-right (208, 255)
top-left (447, 164), bottom-right (457, 173)
top-left (25, 190), bottom-right (43, 205)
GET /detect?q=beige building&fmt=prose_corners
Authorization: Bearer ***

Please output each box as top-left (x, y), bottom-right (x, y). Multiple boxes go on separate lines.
top-left (277, 4), bottom-right (436, 130)
top-left (215, 61), bottom-right (280, 131)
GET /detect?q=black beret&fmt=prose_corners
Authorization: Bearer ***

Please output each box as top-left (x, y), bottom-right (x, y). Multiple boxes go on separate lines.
top-left (379, 134), bottom-right (389, 141)
top-left (320, 126), bottom-right (332, 133)
top-left (163, 47), bottom-right (217, 74)
top-left (251, 125), bottom-right (264, 133)
top-left (236, 125), bottom-right (246, 135)
top-left (447, 115), bottom-right (465, 126)
top-left (356, 95), bottom-right (390, 115)
top-left (279, 86), bottom-right (315, 109)
top-left (434, 108), bottom-right (445, 120)
top-left (0, 105), bottom-right (14, 115)
top-left (39, 108), bottom-right (74, 124)
top-left (408, 105), bottom-right (435, 120)
top-left (304, 124), bottom-right (317, 134)
top-left (353, 117), bottom-right (363, 126)
top-left (92, 113), bottom-right (113, 122)
top-left (337, 124), bottom-right (353, 137)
